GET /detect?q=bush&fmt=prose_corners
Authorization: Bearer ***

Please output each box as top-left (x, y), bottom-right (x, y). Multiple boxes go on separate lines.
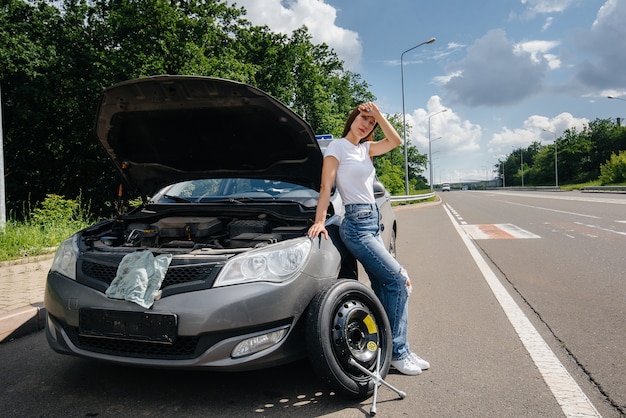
top-left (599, 151), bottom-right (626, 185)
top-left (0, 194), bottom-right (94, 261)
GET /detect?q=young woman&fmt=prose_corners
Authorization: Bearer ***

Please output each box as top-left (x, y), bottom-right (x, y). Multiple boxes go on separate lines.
top-left (307, 102), bottom-right (430, 375)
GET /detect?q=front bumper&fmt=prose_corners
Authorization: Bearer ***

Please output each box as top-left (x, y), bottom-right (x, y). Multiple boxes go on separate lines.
top-left (44, 270), bottom-right (330, 371)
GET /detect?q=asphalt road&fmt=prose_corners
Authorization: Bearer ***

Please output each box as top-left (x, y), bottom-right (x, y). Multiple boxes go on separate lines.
top-left (1, 192), bottom-right (623, 417)
top-left (437, 189), bottom-right (626, 418)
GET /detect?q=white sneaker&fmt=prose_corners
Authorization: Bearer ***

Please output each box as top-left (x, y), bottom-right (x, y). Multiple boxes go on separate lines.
top-left (391, 357), bottom-right (422, 375)
top-left (409, 352), bottom-right (430, 370)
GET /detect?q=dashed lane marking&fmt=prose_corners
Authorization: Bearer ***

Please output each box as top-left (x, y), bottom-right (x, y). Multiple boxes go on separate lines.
top-left (574, 221), bottom-right (626, 237)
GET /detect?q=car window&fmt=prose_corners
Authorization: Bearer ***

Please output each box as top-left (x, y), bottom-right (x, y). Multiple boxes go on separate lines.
top-left (154, 179), bottom-right (318, 202)
top-left (165, 179), bottom-right (221, 199)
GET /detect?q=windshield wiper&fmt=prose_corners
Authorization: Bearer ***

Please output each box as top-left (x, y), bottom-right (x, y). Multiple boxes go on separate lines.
top-left (163, 194), bottom-right (192, 203)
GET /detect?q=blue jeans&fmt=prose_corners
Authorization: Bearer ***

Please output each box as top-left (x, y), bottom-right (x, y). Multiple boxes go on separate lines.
top-left (340, 203), bottom-right (411, 361)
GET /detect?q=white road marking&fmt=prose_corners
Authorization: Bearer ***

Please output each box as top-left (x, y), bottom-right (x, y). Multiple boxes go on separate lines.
top-left (475, 190), bottom-right (626, 205)
top-left (496, 200), bottom-right (600, 219)
top-left (443, 204), bottom-right (601, 417)
top-left (463, 223), bottom-right (541, 240)
top-left (574, 222), bottom-right (626, 237)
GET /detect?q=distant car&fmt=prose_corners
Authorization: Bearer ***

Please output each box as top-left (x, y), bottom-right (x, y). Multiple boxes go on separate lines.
top-left (441, 182), bottom-right (451, 192)
top-left (44, 75), bottom-right (397, 399)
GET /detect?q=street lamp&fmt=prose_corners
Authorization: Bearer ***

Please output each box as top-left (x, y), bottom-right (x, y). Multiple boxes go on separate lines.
top-left (428, 109), bottom-right (447, 191)
top-left (487, 160), bottom-right (503, 188)
top-left (607, 96), bottom-right (626, 126)
top-left (512, 145), bottom-right (524, 187)
top-left (543, 128), bottom-right (559, 189)
top-left (481, 165), bottom-right (487, 188)
top-left (401, 37), bottom-right (436, 195)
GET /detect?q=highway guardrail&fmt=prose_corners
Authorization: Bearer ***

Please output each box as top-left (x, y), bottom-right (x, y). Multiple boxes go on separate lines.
top-left (582, 186), bottom-right (626, 193)
top-left (389, 192), bottom-right (436, 203)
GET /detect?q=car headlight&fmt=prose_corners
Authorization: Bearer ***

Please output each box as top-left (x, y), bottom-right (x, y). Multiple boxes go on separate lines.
top-left (50, 234), bottom-right (79, 280)
top-left (214, 237), bottom-right (311, 287)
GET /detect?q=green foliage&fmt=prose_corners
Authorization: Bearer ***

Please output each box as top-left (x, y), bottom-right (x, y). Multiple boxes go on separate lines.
top-left (30, 194), bottom-right (79, 224)
top-left (0, 195), bottom-right (93, 261)
top-left (372, 113), bottom-right (427, 193)
top-left (599, 151), bottom-right (626, 185)
top-left (376, 159), bottom-right (405, 195)
top-left (502, 120), bottom-right (626, 187)
top-left (30, 193), bottom-right (93, 228)
top-left (1, 0), bottom-right (375, 219)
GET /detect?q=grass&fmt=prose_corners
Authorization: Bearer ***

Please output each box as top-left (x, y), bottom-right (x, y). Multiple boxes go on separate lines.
top-left (557, 180), bottom-right (601, 191)
top-left (0, 218), bottom-right (91, 262)
top-left (557, 180), bottom-right (626, 190)
top-left (0, 194), bottom-right (94, 263)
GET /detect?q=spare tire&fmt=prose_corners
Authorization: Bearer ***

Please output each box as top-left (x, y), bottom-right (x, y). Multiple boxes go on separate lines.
top-left (306, 279), bottom-right (392, 399)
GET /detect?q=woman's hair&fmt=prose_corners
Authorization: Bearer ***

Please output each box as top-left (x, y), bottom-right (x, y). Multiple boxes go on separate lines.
top-left (342, 106), bottom-right (378, 143)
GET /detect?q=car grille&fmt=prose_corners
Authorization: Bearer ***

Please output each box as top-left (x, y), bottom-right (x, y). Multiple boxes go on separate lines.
top-left (61, 318), bottom-right (294, 361)
top-left (64, 325), bottom-right (200, 359)
top-left (81, 260), bottom-right (217, 290)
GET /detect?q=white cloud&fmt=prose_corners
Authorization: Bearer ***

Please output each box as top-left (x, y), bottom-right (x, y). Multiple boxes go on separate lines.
top-left (514, 40), bottom-right (561, 69)
top-left (520, 0), bottom-right (578, 15)
top-left (226, 0), bottom-right (362, 70)
top-left (405, 96), bottom-right (481, 156)
top-left (487, 112), bottom-right (589, 152)
top-left (542, 16), bottom-right (553, 31)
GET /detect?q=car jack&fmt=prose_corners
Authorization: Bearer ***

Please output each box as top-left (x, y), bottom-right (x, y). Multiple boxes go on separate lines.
top-left (348, 349), bottom-right (406, 416)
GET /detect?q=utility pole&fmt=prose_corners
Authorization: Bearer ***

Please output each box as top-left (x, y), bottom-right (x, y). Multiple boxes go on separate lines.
top-left (0, 84), bottom-right (6, 231)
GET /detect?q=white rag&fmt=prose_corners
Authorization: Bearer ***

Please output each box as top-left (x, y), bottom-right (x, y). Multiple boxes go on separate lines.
top-left (105, 250), bottom-right (172, 309)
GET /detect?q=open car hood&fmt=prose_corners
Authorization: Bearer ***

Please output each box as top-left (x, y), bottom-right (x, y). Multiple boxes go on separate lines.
top-left (95, 75), bottom-right (322, 197)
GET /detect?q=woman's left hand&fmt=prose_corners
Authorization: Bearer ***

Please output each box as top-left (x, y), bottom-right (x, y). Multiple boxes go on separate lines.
top-left (358, 102), bottom-right (381, 117)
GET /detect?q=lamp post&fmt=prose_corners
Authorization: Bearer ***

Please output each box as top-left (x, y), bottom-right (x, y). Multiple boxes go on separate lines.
top-left (401, 37), bottom-right (436, 195)
top-left (487, 160), bottom-right (503, 188)
top-left (481, 165), bottom-right (487, 189)
top-left (543, 128), bottom-right (558, 188)
top-left (0, 84), bottom-right (4, 231)
top-left (608, 96), bottom-right (626, 126)
top-left (428, 109), bottom-right (447, 191)
top-left (512, 146), bottom-right (524, 187)
top-left (519, 147), bottom-right (524, 189)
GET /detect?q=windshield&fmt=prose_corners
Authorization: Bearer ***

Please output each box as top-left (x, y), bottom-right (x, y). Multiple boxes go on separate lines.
top-left (151, 178), bottom-right (319, 204)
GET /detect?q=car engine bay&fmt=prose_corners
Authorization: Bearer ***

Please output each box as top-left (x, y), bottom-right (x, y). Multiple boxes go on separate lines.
top-left (85, 213), bottom-right (311, 254)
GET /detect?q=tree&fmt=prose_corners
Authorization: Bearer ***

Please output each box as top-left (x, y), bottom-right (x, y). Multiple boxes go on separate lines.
top-left (503, 118), bottom-right (626, 186)
top-left (372, 113), bottom-right (427, 193)
top-left (1, 0), bottom-right (378, 217)
top-left (505, 142), bottom-right (540, 186)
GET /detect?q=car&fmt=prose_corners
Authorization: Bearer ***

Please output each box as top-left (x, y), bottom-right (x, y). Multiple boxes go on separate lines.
top-left (44, 75), bottom-right (397, 399)
top-left (441, 182), bottom-right (451, 192)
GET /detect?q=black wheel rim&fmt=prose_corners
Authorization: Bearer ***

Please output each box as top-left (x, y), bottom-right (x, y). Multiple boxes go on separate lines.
top-left (331, 295), bottom-right (381, 374)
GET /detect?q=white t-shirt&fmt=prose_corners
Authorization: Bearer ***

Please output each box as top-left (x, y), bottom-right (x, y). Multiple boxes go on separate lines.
top-left (324, 138), bottom-right (376, 205)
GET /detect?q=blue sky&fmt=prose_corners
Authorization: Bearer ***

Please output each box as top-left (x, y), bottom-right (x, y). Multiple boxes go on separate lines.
top-left (227, 0), bottom-right (626, 183)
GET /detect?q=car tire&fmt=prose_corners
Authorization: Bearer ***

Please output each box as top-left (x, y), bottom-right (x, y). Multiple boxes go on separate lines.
top-left (306, 279), bottom-right (392, 399)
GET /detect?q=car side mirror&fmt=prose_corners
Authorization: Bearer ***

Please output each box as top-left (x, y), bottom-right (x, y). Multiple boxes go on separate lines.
top-left (373, 180), bottom-right (386, 199)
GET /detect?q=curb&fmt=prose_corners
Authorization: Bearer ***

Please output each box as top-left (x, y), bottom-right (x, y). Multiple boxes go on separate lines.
top-left (0, 252), bottom-right (56, 268)
top-left (0, 303), bottom-right (47, 343)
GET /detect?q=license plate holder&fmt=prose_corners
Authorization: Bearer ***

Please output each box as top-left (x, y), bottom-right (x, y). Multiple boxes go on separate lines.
top-left (79, 308), bottom-right (177, 344)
